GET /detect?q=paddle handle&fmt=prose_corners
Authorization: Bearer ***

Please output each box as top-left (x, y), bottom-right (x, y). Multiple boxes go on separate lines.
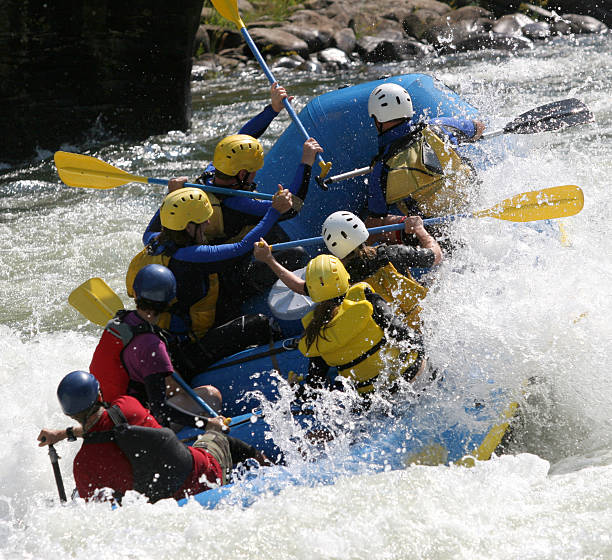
top-left (239, 27), bottom-right (331, 179)
top-left (147, 178), bottom-right (275, 201)
top-left (269, 216), bottom-right (457, 251)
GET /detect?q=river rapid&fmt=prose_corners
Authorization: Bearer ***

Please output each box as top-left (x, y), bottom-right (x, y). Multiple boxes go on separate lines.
top-left (1, 34), bottom-right (611, 559)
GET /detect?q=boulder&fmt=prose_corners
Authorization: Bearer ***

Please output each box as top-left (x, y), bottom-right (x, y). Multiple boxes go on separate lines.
top-left (247, 28), bottom-right (310, 58)
top-left (317, 47), bottom-right (353, 68)
top-left (402, 9), bottom-right (444, 39)
top-left (453, 32), bottom-right (533, 53)
top-left (444, 6), bottom-right (494, 23)
top-left (522, 22), bottom-right (552, 40)
top-left (492, 14), bottom-right (535, 36)
top-left (562, 14), bottom-right (609, 33)
top-left (281, 24), bottom-right (335, 52)
top-left (333, 27), bottom-right (357, 54)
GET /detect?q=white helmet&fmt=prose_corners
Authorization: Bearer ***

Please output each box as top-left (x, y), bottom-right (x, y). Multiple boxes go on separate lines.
top-left (368, 83), bottom-right (414, 123)
top-left (321, 211), bottom-right (369, 259)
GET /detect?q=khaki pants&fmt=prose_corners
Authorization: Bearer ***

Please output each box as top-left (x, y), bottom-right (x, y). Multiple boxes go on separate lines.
top-left (193, 431), bottom-right (232, 485)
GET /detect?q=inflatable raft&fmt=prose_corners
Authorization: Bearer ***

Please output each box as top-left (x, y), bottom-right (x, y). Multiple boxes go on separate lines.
top-left (173, 74), bottom-right (522, 509)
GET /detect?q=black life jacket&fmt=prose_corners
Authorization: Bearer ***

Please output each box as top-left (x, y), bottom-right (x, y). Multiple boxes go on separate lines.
top-left (83, 405), bottom-right (193, 503)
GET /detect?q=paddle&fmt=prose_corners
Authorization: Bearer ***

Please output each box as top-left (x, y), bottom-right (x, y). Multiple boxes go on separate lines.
top-left (54, 151), bottom-right (276, 201)
top-left (47, 444), bottom-right (67, 503)
top-left (68, 281), bottom-right (231, 423)
top-left (264, 185), bottom-right (584, 251)
top-left (209, 0), bottom-right (332, 183)
top-left (323, 98), bottom-right (594, 186)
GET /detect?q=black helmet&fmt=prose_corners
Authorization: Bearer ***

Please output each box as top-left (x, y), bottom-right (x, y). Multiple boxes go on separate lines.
top-left (57, 371), bottom-right (100, 416)
top-left (133, 264), bottom-right (177, 304)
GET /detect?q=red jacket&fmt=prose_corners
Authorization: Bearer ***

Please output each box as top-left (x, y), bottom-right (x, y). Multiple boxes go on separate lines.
top-left (73, 396), bottom-right (222, 501)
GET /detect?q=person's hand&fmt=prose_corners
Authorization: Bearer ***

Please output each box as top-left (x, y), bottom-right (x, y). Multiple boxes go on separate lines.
top-left (404, 216), bottom-right (426, 235)
top-left (271, 187), bottom-right (293, 214)
top-left (37, 428), bottom-right (66, 447)
top-left (271, 82), bottom-right (294, 112)
top-left (472, 120), bottom-right (486, 141)
top-left (205, 416), bottom-right (229, 433)
top-left (301, 138), bottom-right (323, 166)
top-left (168, 177), bottom-right (189, 193)
top-left (253, 238), bottom-right (273, 263)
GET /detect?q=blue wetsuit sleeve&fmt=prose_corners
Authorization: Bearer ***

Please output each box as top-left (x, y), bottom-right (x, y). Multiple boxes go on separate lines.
top-left (239, 105), bottom-right (279, 139)
top-left (367, 160), bottom-right (389, 217)
top-left (172, 207), bottom-right (281, 263)
top-left (143, 209), bottom-right (162, 245)
top-left (223, 196), bottom-right (270, 216)
top-left (429, 117), bottom-right (477, 144)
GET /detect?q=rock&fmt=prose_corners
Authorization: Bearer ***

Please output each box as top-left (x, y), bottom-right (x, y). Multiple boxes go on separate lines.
top-left (194, 24), bottom-right (211, 54)
top-left (402, 9), bottom-right (444, 40)
top-left (422, 18), bottom-right (492, 51)
top-left (333, 27), bottom-right (357, 54)
top-left (272, 55), bottom-right (306, 70)
top-left (444, 6), bottom-right (494, 23)
top-left (562, 14), bottom-right (608, 34)
top-left (355, 32), bottom-right (429, 63)
top-left (248, 28), bottom-right (310, 58)
top-left (405, 0), bottom-right (451, 16)
top-left (453, 32), bottom-right (533, 52)
top-left (317, 47), bottom-right (352, 68)
top-left (200, 25), bottom-right (244, 52)
top-left (492, 14), bottom-right (535, 35)
top-left (522, 22), bottom-right (552, 40)
top-left (287, 10), bottom-right (342, 32)
top-left (281, 24), bottom-right (335, 51)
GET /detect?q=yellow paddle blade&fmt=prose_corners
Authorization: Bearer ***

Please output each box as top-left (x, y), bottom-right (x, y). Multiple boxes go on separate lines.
top-left (474, 185), bottom-right (584, 222)
top-left (210, 0), bottom-right (245, 28)
top-left (54, 151), bottom-right (149, 190)
top-left (68, 278), bottom-right (124, 326)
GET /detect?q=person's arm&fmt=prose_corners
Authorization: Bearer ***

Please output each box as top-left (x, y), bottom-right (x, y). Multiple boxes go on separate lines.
top-left (37, 426), bottom-right (84, 446)
top-left (403, 216), bottom-right (442, 265)
top-left (253, 238), bottom-right (307, 294)
top-left (173, 189), bottom-right (292, 264)
top-left (142, 373), bottom-right (209, 429)
top-left (430, 117), bottom-right (485, 144)
top-left (143, 209), bottom-right (162, 245)
top-left (238, 82), bottom-right (293, 138)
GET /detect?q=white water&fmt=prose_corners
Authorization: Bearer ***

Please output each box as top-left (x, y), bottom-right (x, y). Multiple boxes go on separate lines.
top-left (1, 34), bottom-right (611, 559)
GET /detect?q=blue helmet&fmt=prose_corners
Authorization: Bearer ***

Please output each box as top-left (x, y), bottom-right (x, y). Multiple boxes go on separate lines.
top-left (57, 371), bottom-right (100, 416)
top-left (133, 264), bottom-right (177, 304)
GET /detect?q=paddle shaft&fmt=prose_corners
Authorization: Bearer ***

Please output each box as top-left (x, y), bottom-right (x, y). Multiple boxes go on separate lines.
top-left (269, 218), bottom-right (449, 251)
top-left (48, 444), bottom-right (67, 503)
top-left (170, 372), bottom-right (218, 418)
top-left (147, 178), bottom-right (274, 201)
top-left (324, 98), bottom-right (592, 186)
top-left (238, 27), bottom-right (330, 179)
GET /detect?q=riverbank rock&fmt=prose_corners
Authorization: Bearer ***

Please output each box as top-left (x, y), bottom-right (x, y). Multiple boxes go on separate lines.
top-left (193, 0), bottom-right (608, 78)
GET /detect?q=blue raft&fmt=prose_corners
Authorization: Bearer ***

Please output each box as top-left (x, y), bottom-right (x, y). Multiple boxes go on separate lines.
top-left (175, 73), bottom-right (521, 508)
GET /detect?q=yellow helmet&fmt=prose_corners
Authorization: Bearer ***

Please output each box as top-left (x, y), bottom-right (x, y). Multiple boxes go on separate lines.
top-left (213, 134), bottom-right (264, 176)
top-left (305, 255), bottom-right (350, 303)
top-left (160, 187), bottom-right (213, 231)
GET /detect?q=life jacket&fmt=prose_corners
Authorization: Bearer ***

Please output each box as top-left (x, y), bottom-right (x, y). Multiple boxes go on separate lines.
top-left (363, 263), bottom-right (427, 331)
top-left (89, 310), bottom-right (167, 403)
top-left (83, 405), bottom-right (193, 503)
top-left (298, 282), bottom-right (420, 394)
top-left (196, 172), bottom-right (257, 243)
top-left (125, 241), bottom-right (219, 338)
top-left (379, 124), bottom-right (475, 217)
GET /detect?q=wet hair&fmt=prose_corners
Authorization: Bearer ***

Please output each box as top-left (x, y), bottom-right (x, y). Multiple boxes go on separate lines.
top-left (343, 243), bottom-right (376, 266)
top-left (302, 297), bottom-right (341, 350)
top-left (156, 226), bottom-right (195, 249)
top-left (135, 298), bottom-right (169, 314)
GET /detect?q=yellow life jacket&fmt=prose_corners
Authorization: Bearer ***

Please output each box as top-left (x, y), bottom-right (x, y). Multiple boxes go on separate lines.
top-left (298, 282), bottom-right (419, 394)
top-left (385, 125), bottom-right (475, 216)
top-left (202, 192), bottom-right (256, 244)
top-left (125, 247), bottom-right (219, 337)
top-left (363, 263), bottom-right (427, 331)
